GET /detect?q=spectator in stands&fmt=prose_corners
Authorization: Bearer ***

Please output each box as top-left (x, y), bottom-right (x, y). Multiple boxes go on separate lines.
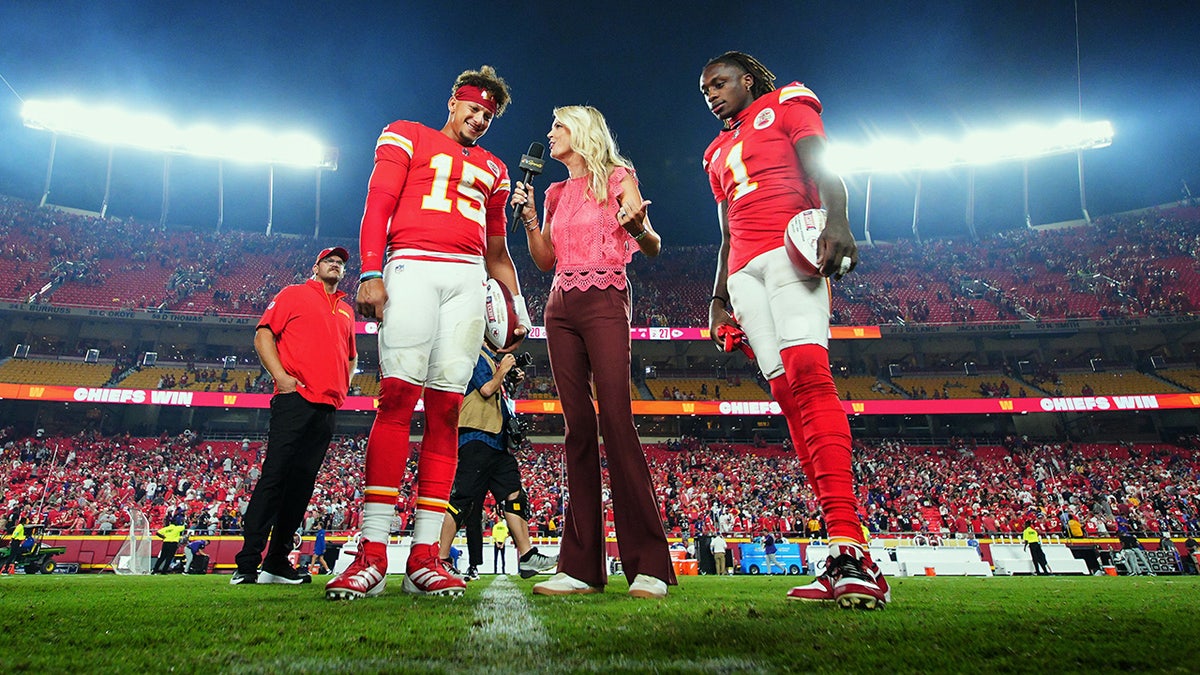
top-left (513, 105), bottom-right (674, 599)
top-left (700, 51), bottom-right (885, 609)
top-left (1021, 521), bottom-right (1051, 575)
top-left (328, 66), bottom-right (529, 602)
top-left (436, 348), bottom-right (557, 581)
top-left (1068, 514), bottom-right (1085, 538)
top-left (232, 246), bottom-right (357, 586)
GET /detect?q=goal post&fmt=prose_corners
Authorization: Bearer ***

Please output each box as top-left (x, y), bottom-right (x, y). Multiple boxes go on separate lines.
top-left (111, 507), bottom-right (152, 575)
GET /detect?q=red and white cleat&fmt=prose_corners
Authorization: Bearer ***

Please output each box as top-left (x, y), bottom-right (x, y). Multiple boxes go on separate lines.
top-left (787, 571), bottom-right (835, 602)
top-left (325, 539), bottom-right (388, 601)
top-left (789, 544), bottom-right (890, 608)
top-left (402, 543), bottom-right (466, 597)
top-left (830, 543), bottom-right (888, 610)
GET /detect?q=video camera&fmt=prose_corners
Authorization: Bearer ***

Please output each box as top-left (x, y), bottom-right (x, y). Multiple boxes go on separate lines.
top-left (504, 353), bottom-right (533, 452)
top-left (504, 352), bottom-right (533, 390)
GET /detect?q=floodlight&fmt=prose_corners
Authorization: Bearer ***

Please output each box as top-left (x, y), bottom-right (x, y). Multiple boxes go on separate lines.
top-left (21, 98), bottom-right (337, 169)
top-left (828, 118), bottom-right (1113, 175)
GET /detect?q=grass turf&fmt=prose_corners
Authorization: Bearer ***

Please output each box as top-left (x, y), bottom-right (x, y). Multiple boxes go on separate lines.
top-left (1, 573), bottom-right (1197, 673)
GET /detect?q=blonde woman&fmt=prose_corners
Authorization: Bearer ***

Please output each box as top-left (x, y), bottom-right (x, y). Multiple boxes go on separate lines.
top-left (511, 106), bottom-right (675, 598)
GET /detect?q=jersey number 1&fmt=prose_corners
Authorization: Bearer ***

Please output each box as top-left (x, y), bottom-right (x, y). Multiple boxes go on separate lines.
top-left (726, 141), bottom-right (758, 201)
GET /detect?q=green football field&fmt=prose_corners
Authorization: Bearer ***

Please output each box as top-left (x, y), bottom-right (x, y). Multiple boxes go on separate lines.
top-left (1, 573), bottom-right (1197, 673)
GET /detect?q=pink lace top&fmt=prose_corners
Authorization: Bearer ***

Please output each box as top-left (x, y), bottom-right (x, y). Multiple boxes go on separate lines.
top-left (545, 166), bottom-right (638, 292)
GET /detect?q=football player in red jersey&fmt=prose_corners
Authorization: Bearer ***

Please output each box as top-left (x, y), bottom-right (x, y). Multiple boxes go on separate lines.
top-left (700, 51), bottom-right (888, 609)
top-left (327, 65), bottom-right (529, 600)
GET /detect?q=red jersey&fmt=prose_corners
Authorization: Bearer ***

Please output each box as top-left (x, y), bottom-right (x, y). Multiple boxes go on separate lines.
top-left (704, 82), bottom-right (825, 274)
top-left (258, 279), bottom-right (357, 408)
top-left (359, 120), bottom-right (511, 275)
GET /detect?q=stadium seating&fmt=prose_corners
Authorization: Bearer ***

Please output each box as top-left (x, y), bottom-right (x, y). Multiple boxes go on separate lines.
top-left (3, 195), bottom-right (1199, 327)
top-left (892, 373), bottom-right (1032, 399)
top-left (835, 375), bottom-right (906, 400)
top-left (0, 358), bottom-right (113, 386)
top-left (1053, 370), bottom-right (1184, 396)
top-left (651, 377), bottom-right (766, 401)
top-left (1158, 368), bottom-right (1200, 392)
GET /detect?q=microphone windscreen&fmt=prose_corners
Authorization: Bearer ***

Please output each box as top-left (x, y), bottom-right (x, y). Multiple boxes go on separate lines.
top-left (528, 142), bottom-right (544, 159)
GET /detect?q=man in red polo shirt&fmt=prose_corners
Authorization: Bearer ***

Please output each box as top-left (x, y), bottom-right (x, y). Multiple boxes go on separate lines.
top-left (232, 246), bottom-right (357, 585)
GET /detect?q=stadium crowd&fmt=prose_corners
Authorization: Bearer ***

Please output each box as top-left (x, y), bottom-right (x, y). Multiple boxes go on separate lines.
top-left (3, 195), bottom-right (1198, 328)
top-left (3, 430), bottom-right (1197, 544)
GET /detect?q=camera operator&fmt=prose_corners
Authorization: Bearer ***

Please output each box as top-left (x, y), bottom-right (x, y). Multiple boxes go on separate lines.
top-left (438, 346), bottom-right (558, 579)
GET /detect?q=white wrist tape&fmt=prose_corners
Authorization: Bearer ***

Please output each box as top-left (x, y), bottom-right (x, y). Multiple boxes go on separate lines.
top-left (512, 294), bottom-right (532, 332)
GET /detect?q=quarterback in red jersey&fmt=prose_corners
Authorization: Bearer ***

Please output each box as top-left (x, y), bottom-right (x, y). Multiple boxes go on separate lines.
top-left (326, 65), bottom-right (529, 601)
top-left (701, 51), bottom-right (887, 609)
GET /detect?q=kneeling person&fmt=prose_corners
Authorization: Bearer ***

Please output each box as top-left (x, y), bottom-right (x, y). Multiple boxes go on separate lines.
top-left (439, 347), bottom-right (557, 579)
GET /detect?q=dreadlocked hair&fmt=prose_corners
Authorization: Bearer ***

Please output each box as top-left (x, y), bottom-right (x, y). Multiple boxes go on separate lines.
top-left (452, 65), bottom-right (512, 116)
top-left (705, 51), bottom-right (777, 100)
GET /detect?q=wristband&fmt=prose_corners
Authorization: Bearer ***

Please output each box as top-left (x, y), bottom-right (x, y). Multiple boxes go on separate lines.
top-left (523, 217), bottom-right (539, 231)
top-left (512, 294), bottom-right (532, 332)
top-left (632, 229), bottom-right (648, 241)
top-left (359, 271), bottom-right (383, 283)
top-left (710, 295), bottom-right (729, 307)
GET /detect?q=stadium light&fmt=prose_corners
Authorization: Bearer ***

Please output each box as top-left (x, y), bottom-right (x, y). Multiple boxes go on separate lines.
top-left (828, 119), bottom-right (1113, 175)
top-left (21, 99), bottom-right (337, 170)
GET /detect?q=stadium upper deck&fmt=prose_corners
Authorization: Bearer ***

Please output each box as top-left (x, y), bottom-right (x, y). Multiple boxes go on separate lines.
top-left (2, 194), bottom-right (1198, 328)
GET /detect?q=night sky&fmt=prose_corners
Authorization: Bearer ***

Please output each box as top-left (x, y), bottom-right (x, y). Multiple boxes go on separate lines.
top-left (1, 1), bottom-right (1196, 245)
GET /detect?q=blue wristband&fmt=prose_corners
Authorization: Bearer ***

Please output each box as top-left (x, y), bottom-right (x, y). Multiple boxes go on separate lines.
top-left (359, 271), bottom-right (383, 283)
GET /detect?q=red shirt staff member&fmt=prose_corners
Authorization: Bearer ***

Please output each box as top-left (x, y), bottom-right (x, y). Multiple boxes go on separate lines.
top-left (326, 65), bottom-right (529, 601)
top-left (700, 51), bottom-right (888, 609)
top-left (231, 246), bottom-right (357, 586)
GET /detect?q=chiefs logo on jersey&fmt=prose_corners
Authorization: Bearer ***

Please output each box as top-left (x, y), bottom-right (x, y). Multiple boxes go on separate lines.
top-left (753, 108), bottom-right (776, 130)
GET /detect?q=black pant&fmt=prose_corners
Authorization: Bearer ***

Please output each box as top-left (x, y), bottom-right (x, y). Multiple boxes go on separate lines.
top-left (466, 496), bottom-right (484, 569)
top-left (1029, 542), bottom-right (1051, 575)
top-left (235, 393), bottom-right (335, 573)
top-left (154, 542), bottom-right (179, 573)
top-left (450, 440), bottom-right (522, 569)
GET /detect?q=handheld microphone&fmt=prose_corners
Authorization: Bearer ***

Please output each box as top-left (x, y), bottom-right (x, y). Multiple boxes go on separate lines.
top-left (511, 142), bottom-right (545, 228)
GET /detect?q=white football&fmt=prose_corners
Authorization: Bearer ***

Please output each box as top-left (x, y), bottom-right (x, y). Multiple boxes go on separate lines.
top-left (784, 208), bottom-right (826, 278)
top-left (483, 278), bottom-right (519, 350)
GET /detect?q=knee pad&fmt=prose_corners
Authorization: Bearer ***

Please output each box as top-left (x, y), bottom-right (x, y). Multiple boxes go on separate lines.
top-left (446, 501), bottom-right (469, 529)
top-left (503, 489), bottom-right (530, 520)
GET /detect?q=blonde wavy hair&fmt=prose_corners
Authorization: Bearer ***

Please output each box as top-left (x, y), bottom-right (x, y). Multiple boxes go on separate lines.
top-left (552, 105), bottom-right (633, 204)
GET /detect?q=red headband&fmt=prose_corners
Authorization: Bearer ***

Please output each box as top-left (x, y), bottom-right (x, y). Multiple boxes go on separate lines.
top-left (454, 84), bottom-right (498, 114)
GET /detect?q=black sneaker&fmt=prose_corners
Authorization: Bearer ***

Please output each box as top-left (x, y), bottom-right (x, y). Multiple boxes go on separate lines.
top-left (229, 570), bottom-right (258, 585)
top-left (465, 566), bottom-right (480, 581)
top-left (258, 562), bottom-right (312, 585)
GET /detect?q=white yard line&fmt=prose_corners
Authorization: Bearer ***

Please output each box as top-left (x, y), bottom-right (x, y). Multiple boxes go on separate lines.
top-left (463, 574), bottom-right (551, 654)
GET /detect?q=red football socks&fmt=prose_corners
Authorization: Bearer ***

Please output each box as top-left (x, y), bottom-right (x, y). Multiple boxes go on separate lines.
top-left (363, 377), bottom-right (423, 505)
top-left (779, 344), bottom-right (864, 543)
